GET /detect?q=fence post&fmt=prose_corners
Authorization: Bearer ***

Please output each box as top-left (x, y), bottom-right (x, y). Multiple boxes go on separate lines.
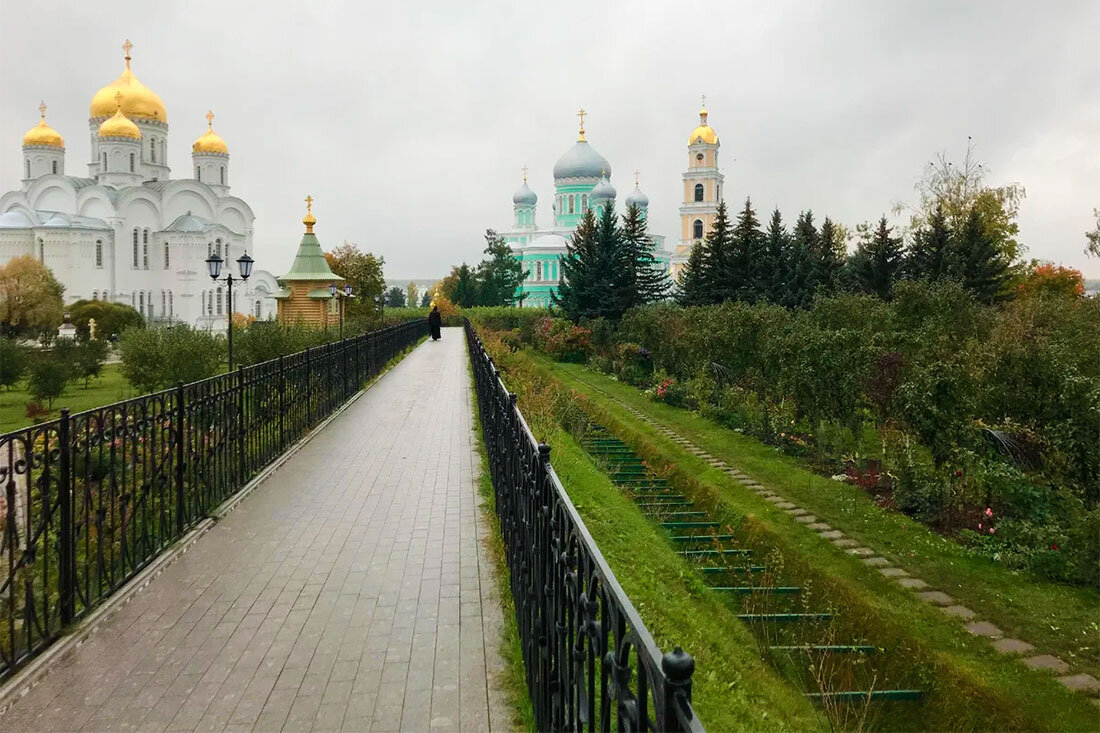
top-left (278, 355), bottom-right (285, 450)
top-left (237, 366), bottom-right (246, 484)
top-left (175, 381), bottom-right (185, 534)
top-left (662, 646), bottom-right (695, 730)
top-left (58, 408), bottom-right (75, 626)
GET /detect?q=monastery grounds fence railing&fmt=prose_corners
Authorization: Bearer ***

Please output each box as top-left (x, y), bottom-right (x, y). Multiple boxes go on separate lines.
top-left (465, 319), bottom-right (705, 733)
top-left (0, 320), bottom-right (428, 683)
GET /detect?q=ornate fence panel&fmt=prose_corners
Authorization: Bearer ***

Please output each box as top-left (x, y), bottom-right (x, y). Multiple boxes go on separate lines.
top-left (0, 320), bottom-right (427, 682)
top-left (464, 320), bottom-right (704, 733)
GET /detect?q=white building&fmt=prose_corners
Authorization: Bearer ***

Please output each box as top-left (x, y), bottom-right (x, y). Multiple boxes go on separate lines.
top-left (0, 41), bottom-right (279, 330)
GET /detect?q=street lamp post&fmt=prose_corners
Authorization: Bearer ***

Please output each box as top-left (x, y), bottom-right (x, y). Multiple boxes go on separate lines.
top-left (374, 293), bottom-right (384, 328)
top-left (206, 250), bottom-right (254, 371)
top-left (329, 282), bottom-right (354, 339)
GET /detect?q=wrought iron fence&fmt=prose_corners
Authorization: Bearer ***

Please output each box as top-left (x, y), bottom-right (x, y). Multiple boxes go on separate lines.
top-left (465, 319), bottom-right (704, 733)
top-left (0, 320), bottom-right (427, 682)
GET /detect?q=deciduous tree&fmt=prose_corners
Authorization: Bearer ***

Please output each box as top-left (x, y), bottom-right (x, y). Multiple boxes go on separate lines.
top-left (0, 255), bottom-right (64, 340)
top-left (325, 242), bottom-right (385, 317)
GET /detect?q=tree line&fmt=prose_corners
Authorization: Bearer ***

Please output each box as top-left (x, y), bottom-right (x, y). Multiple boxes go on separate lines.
top-left (439, 230), bottom-right (528, 308)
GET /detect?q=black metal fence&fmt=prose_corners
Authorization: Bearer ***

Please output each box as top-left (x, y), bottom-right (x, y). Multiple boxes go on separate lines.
top-left (0, 320), bottom-right (427, 682)
top-left (465, 320), bottom-right (704, 732)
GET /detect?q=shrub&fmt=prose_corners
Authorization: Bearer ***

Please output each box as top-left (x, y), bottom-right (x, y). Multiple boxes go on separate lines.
top-left (27, 352), bottom-right (71, 408)
top-left (118, 325), bottom-right (223, 392)
top-left (24, 401), bottom-right (49, 421)
top-left (534, 317), bottom-right (592, 363)
top-left (68, 300), bottom-right (144, 341)
top-left (0, 338), bottom-right (28, 390)
top-left (74, 338), bottom-right (109, 388)
top-left (234, 321), bottom-right (333, 366)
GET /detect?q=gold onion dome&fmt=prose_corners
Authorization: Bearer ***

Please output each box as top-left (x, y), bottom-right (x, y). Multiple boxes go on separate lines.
top-left (24, 102), bottom-right (64, 148)
top-left (302, 195), bottom-right (317, 233)
top-left (689, 105), bottom-right (718, 145)
top-left (89, 40), bottom-right (167, 122)
top-left (192, 111), bottom-right (228, 154)
top-left (98, 94), bottom-right (142, 139)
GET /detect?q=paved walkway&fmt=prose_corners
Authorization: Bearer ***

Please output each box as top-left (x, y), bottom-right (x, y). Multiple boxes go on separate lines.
top-left (1, 328), bottom-right (511, 732)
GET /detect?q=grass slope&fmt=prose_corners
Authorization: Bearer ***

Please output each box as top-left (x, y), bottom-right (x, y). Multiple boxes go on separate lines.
top-left (533, 355), bottom-right (1098, 729)
top-left (0, 363), bottom-right (140, 432)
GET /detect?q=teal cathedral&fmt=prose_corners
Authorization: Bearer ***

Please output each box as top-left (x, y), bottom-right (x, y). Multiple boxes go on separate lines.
top-left (500, 105), bottom-right (724, 306)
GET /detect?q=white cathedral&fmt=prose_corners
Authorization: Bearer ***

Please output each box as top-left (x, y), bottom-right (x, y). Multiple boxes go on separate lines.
top-left (0, 41), bottom-right (279, 330)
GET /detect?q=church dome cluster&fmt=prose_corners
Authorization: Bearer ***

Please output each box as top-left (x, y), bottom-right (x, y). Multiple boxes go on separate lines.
top-left (552, 141), bottom-right (612, 180)
top-left (23, 103), bottom-right (64, 148)
top-left (98, 104), bottom-right (142, 139)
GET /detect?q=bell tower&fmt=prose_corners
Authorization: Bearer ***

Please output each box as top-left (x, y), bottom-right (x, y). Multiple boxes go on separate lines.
top-left (675, 97), bottom-right (724, 274)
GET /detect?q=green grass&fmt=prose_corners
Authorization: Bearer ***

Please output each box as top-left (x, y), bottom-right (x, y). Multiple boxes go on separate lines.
top-left (0, 363), bottom-right (139, 432)
top-left (528, 355), bottom-right (1099, 729)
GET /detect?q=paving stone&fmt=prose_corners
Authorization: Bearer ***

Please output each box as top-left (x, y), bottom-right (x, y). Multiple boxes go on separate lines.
top-left (991, 638), bottom-right (1034, 655)
top-left (794, 515), bottom-right (817, 524)
top-left (896, 577), bottom-right (928, 589)
top-left (862, 556), bottom-right (890, 567)
top-left (1022, 654), bottom-right (1070, 674)
top-left (941, 605), bottom-right (977, 620)
top-left (879, 567), bottom-right (909, 578)
top-left (775, 501), bottom-right (797, 509)
top-left (0, 329), bottom-right (508, 731)
top-left (964, 621), bottom-right (1003, 638)
top-left (847, 547), bottom-right (874, 556)
top-left (788, 508), bottom-right (809, 516)
top-left (832, 538), bottom-right (860, 548)
top-left (916, 591), bottom-right (954, 605)
top-left (819, 530), bottom-right (845, 540)
top-left (764, 495), bottom-right (785, 503)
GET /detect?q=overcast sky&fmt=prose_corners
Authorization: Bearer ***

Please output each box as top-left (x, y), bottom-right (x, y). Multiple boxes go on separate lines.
top-left (2, 0), bottom-right (1097, 280)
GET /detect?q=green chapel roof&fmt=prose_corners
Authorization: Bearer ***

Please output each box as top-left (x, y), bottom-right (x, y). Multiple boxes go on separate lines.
top-left (280, 230), bottom-right (344, 281)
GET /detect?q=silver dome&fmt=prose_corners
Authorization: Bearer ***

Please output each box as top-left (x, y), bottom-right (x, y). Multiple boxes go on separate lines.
top-left (589, 176), bottom-right (616, 202)
top-left (625, 185), bottom-right (649, 208)
top-left (553, 140), bottom-right (611, 180)
top-left (512, 181), bottom-right (537, 206)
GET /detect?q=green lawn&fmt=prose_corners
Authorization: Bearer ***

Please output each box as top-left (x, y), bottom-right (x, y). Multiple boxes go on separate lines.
top-left (521, 353), bottom-right (1099, 730)
top-left (0, 363), bottom-right (140, 432)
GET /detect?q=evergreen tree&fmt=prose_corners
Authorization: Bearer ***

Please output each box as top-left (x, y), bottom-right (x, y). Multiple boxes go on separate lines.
top-left (815, 217), bottom-right (845, 296)
top-left (762, 209), bottom-right (790, 304)
top-left (906, 203), bottom-right (952, 281)
top-left (476, 229), bottom-right (526, 306)
top-left (594, 203), bottom-right (630, 319)
top-left (676, 241), bottom-right (708, 306)
top-left (620, 203), bottom-right (670, 307)
top-left (785, 211), bottom-right (819, 307)
top-left (700, 200), bottom-right (735, 304)
top-left (951, 205), bottom-right (1010, 303)
top-left (451, 264), bottom-right (478, 307)
top-left (851, 216), bottom-right (905, 299)
top-left (555, 208), bottom-right (605, 321)
top-left (728, 198), bottom-right (765, 302)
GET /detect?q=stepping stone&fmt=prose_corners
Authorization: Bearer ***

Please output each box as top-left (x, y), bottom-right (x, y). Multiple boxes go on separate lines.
top-left (832, 538), bottom-right (859, 548)
top-left (847, 547), bottom-right (874, 556)
top-left (917, 591), bottom-right (954, 606)
top-left (897, 577), bottom-right (928, 589)
top-left (862, 556), bottom-right (890, 567)
top-left (991, 638), bottom-right (1034, 655)
top-left (879, 567), bottom-right (909, 578)
top-left (1023, 655), bottom-right (1069, 674)
top-left (794, 515), bottom-right (817, 524)
top-left (808, 522), bottom-right (831, 531)
top-left (965, 621), bottom-right (1003, 638)
top-left (764, 496), bottom-right (785, 503)
top-left (1058, 674), bottom-right (1100, 693)
top-left (775, 502), bottom-right (796, 510)
top-left (788, 508), bottom-right (809, 516)
top-left (820, 530), bottom-right (844, 540)
top-left (941, 605), bottom-right (976, 620)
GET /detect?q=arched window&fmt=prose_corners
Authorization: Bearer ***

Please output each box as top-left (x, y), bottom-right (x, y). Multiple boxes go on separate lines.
top-left (168, 291), bottom-right (174, 318)
top-left (161, 291), bottom-right (166, 315)
top-left (694, 183), bottom-right (704, 202)
top-left (150, 138), bottom-right (156, 163)
top-left (220, 167), bottom-right (225, 185)
top-left (142, 230), bottom-right (149, 269)
top-left (581, 194), bottom-right (588, 211)
top-left (568, 194), bottom-right (575, 214)
top-left (215, 239), bottom-right (222, 258)
top-left (207, 290), bottom-right (213, 315)
top-left (25, 159), bottom-right (30, 178)
top-left (102, 152), bottom-right (107, 171)
top-left (254, 300), bottom-right (261, 318)
top-left (138, 291), bottom-right (145, 315)
top-left (132, 229), bottom-right (139, 268)
top-left (196, 167), bottom-right (201, 181)
top-left (693, 219), bottom-right (704, 239)
top-left (216, 287), bottom-right (223, 315)
top-left (95, 240), bottom-right (103, 268)
top-left (92, 291), bottom-right (98, 301)
top-left (164, 242), bottom-right (170, 268)
top-left (129, 153), bottom-right (135, 172)
top-left (535, 261), bottom-right (542, 281)
top-left (51, 160), bottom-right (57, 174)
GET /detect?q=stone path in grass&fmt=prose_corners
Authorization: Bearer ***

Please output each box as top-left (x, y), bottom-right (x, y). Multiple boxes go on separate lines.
top-left (0, 329), bottom-right (512, 732)
top-left (588, 384), bottom-right (1100, 706)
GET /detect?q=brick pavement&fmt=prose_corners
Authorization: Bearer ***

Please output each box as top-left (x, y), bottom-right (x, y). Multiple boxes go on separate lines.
top-left (0, 328), bottom-right (511, 732)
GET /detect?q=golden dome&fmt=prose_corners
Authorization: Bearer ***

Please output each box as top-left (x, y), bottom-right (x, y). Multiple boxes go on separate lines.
top-left (98, 95), bottom-right (142, 140)
top-left (23, 102), bottom-right (64, 148)
top-left (89, 40), bottom-right (167, 122)
top-left (688, 107), bottom-right (719, 145)
top-left (192, 110), bottom-right (228, 154)
top-left (303, 195), bottom-right (316, 233)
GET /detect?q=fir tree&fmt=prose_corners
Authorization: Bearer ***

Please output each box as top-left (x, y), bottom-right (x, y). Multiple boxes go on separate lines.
top-left (729, 198), bottom-right (765, 302)
top-left (451, 264), bottom-right (478, 307)
top-left (851, 216), bottom-right (905, 299)
top-left (906, 203), bottom-right (952, 281)
top-left (554, 206), bottom-right (626, 320)
top-left (554, 208), bottom-right (599, 321)
top-left (620, 203), bottom-right (670, 307)
top-left (700, 200), bottom-right (735, 304)
top-left (762, 208), bottom-right (790, 304)
top-left (676, 241), bottom-right (708, 306)
top-left (951, 205), bottom-right (1010, 303)
top-left (786, 211), bottom-right (819, 307)
top-left (815, 217), bottom-right (844, 296)
top-left (476, 229), bottom-right (525, 306)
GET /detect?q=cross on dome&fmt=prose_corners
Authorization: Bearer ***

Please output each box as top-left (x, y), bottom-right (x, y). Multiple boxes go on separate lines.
top-left (206, 110), bottom-right (215, 128)
top-left (634, 169), bottom-right (640, 186)
top-left (39, 101), bottom-right (47, 119)
top-left (576, 108), bottom-right (587, 141)
top-left (521, 165), bottom-right (528, 182)
top-left (303, 195), bottom-right (316, 233)
top-left (123, 39), bottom-right (133, 67)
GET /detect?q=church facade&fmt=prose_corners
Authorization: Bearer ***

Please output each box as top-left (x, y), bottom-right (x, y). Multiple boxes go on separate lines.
top-left (0, 41), bottom-right (279, 331)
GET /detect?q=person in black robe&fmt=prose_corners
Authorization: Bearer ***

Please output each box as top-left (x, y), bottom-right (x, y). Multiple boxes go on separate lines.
top-left (428, 305), bottom-right (442, 340)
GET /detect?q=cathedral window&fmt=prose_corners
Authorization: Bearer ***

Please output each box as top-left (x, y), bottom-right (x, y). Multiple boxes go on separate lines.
top-left (138, 291), bottom-right (145, 316)
top-left (132, 229), bottom-right (139, 267)
top-left (693, 219), bottom-right (704, 239)
top-left (581, 194), bottom-right (588, 211)
top-left (129, 153), bottom-right (135, 172)
top-left (215, 239), bottom-right (222, 258)
top-left (95, 240), bottom-right (103, 268)
top-left (150, 138), bottom-right (156, 163)
top-left (568, 195), bottom-right (575, 214)
top-left (535, 262), bottom-right (542, 281)
top-left (25, 159), bottom-right (30, 178)
top-left (694, 183), bottom-right (704, 202)
top-left (169, 291), bottom-right (174, 318)
top-left (196, 167), bottom-right (201, 181)
top-left (102, 152), bottom-right (108, 171)
top-left (254, 300), bottom-right (261, 318)
top-left (52, 161), bottom-right (57, 174)
top-left (143, 230), bottom-right (149, 269)
top-left (216, 288), bottom-right (223, 315)
top-left (220, 167), bottom-right (225, 185)
top-left (161, 291), bottom-right (166, 315)
top-left (164, 242), bottom-right (170, 269)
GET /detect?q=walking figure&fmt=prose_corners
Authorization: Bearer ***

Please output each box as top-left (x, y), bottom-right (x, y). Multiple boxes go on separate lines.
top-left (428, 305), bottom-right (442, 341)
